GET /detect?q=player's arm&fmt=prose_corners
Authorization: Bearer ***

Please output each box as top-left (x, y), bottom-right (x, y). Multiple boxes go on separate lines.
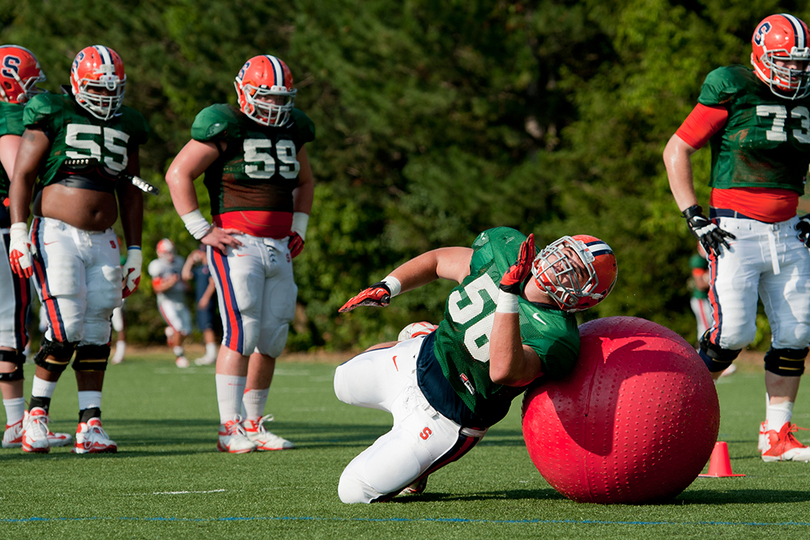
top-left (152, 273), bottom-right (179, 293)
top-left (118, 151), bottom-right (145, 298)
top-left (165, 138), bottom-right (242, 251)
top-left (0, 134), bottom-right (21, 179)
top-left (339, 247), bottom-right (473, 312)
top-left (288, 147), bottom-right (314, 258)
top-left (199, 276), bottom-right (216, 309)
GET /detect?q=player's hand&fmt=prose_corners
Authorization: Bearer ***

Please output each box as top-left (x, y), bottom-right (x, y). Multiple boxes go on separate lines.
top-left (339, 282), bottom-right (392, 313)
top-left (122, 247), bottom-right (142, 298)
top-left (499, 233), bottom-right (536, 294)
top-left (288, 232), bottom-right (304, 258)
top-left (682, 205), bottom-right (735, 257)
top-left (796, 214), bottom-right (810, 247)
top-left (9, 222), bottom-right (33, 279)
top-left (201, 226), bottom-right (243, 254)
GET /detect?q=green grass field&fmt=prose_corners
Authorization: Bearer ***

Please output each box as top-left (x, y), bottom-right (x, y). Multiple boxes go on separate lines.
top-left (1, 353), bottom-right (809, 539)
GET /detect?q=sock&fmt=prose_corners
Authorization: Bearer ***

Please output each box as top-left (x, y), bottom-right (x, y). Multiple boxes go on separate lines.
top-left (766, 401), bottom-right (794, 431)
top-left (3, 397), bottom-right (25, 425)
top-left (113, 341), bottom-right (126, 360)
top-left (241, 388), bottom-right (270, 420)
top-left (205, 342), bottom-right (217, 358)
top-left (173, 346), bottom-right (185, 358)
top-left (216, 374), bottom-right (246, 424)
top-left (30, 376), bottom-right (58, 412)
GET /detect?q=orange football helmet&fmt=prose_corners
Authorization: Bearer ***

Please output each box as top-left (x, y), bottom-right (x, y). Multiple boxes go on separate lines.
top-left (751, 13), bottom-right (810, 99)
top-left (70, 45), bottom-right (126, 120)
top-left (234, 55), bottom-right (296, 127)
top-left (531, 235), bottom-right (617, 312)
top-left (0, 45), bottom-right (45, 104)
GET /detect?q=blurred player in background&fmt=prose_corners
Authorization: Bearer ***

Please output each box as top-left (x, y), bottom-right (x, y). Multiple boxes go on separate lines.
top-left (0, 45), bottom-right (72, 449)
top-left (8, 44), bottom-right (148, 454)
top-left (165, 54), bottom-right (314, 452)
top-left (148, 238), bottom-right (192, 368)
top-left (336, 228), bottom-right (617, 502)
top-left (664, 14), bottom-right (810, 461)
top-left (181, 245), bottom-right (218, 366)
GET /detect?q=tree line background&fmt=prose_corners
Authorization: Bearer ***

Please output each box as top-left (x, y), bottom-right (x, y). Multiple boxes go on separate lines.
top-left (2, 0), bottom-right (803, 351)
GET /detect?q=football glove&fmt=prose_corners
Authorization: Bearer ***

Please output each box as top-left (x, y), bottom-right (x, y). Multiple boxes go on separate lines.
top-left (288, 232), bottom-right (304, 258)
top-left (339, 282), bottom-right (391, 313)
top-left (9, 222), bottom-right (33, 279)
top-left (499, 233), bottom-right (536, 294)
top-left (682, 205), bottom-right (735, 257)
top-left (797, 214), bottom-right (810, 247)
top-left (122, 247), bottom-right (142, 298)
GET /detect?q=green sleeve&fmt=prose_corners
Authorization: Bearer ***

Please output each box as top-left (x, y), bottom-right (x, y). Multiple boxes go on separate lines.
top-left (191, 104), bottom-right (242, 142)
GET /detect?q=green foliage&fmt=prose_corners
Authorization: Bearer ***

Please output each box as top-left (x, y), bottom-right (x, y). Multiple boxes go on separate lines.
top-left (2, 1), bottom-right (804, 348)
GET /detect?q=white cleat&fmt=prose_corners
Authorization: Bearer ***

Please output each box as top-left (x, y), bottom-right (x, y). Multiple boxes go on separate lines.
top-left (2, 419), bottom-right (23, 448)
top-left (73, 418), bottom-right (117, 454)
top-left (243, 415), bottom-right (295, 451)
top-left (217, 416), bottom-right (257, 453)
top-left (194, 355), bottom-right (216, 366)
top-left (22, 408), bottom-right (50, 453)
top-left (175, 356), bottom-right (190, 368)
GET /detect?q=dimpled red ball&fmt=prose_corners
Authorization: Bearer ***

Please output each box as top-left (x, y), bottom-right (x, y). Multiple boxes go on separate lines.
top-left (521, 316), bottom-right (719, 504)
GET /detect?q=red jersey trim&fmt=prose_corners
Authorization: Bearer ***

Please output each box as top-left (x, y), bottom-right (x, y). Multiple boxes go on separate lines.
top-left (675, 103), bottom-right (728, 149)
top-left (710, 187), bottom-right (799, 223)
top-left (214, 210), bottom-right (293, 239)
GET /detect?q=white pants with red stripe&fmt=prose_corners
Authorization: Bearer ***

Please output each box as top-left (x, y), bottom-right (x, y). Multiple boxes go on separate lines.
top-left (334, 336), bottom-right (484, 503)
top-left (207, 234), bottom-right (296, 358)
top-left (156, 296), bottom-right (192, 336)
top-left (708, 214), bottom-right (810, 350)
top-left (691, 297), bottom-right (712, 342)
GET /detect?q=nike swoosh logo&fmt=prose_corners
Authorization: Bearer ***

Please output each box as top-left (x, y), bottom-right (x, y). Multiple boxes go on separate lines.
top-left (43, 241), bottom-right (57, 245)
top-left (235, 253), bottom-right (249, 257)
top-left (532, 313), bottom-right (547, 325)
top-left (392, 356), bottom-right (398, 371)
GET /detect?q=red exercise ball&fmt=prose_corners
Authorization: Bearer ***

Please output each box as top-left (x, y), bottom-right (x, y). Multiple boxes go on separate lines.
top-left (522, 316), bottom-right (719, 504)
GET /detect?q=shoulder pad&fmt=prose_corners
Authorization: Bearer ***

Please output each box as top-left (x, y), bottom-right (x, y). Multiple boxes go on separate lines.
top-left (191, 104), bottom-right (242, 142)
top-left (698, 65), bottom-right (754, 107)
top-left (23, 93), bottom-right (67, 127)
top-left (289, 109), bottom-right (316, 142)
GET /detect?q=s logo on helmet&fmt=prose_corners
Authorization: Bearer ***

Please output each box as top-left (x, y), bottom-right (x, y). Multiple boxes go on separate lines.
top-left (238, 61), bottom-right (250, 80)
top-left (754, 21), bottom-right (772, 46)
top-left (1, 55), bottom-right (21, 78)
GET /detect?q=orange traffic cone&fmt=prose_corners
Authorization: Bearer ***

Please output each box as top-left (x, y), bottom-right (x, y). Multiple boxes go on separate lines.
top-left (698, 441), bottom-right (746, 477)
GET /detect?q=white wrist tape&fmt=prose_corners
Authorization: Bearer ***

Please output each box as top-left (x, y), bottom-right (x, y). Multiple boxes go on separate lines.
top-left (495, 291), bottom-right (520, 314)
top-left (382, 276), bottom-right (402, 298)
top-left (10, 222), bottom-right (28, 241)
top-left (181, 209), bottom-right (212, 240)
top-left (291, 212), bottom-right (309, 241)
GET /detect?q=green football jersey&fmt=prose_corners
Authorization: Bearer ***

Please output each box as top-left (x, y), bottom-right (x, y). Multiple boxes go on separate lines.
top-left (0, 101), bottom-right (25, 198)
top-left (431, 227), bottom-right (580, 418)
top-left (698, 65), bottom-right (810, 193)
top-left (191, 104), bottom-right (315, 216)
top-left (23, 92), bottom-right (148, 190)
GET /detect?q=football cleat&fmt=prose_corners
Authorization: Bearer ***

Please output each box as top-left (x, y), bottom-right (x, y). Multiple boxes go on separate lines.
top-left (194, 355), bottom-right (216, 366)
top-left (22, 407), bottom-right (50, 453)
top-left (242, 414), bottom-right (295, 451)
top-left (397, 321), bottom-right (439, 342)
top-left (2, 419), bottom-right (23, 448)
top-left (73, 418), bottom-right (117, 454)
top-left (399, 476), bottom-right (428, 496)
top-left (217, 416), bottom-right (257, 453)
top-left (47, 428), bottom-right (74, 447)
top-left (175, 356), bottom-right (190, 368)
top-left (760, 420), bottom-right (810, 462)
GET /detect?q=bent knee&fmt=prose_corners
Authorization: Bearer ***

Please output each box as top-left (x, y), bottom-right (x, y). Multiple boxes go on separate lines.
top-left (338, 473), bottom-right (376, 504)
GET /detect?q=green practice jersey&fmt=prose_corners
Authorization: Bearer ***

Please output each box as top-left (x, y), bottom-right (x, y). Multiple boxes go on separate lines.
top-left (23, 91), bottom-right (149, 190)
top-left (698, 65), bottom-right (810, 193)
top-left (0, 101), bottom-right (24, 198)
top-left (431, 227), bottom-right (580, 420)
top-left (191, 104), bottom-right (315, 216)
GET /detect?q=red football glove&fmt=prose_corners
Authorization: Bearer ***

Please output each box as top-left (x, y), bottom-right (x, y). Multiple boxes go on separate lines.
top-left (499, 233), bottom-right (536, 294)
top-left (288, 232), bottom-right (304, 258)
top-left (9, 223), bottom-right (33, 279)
top-left (339, 282), bottom-right (392, 313)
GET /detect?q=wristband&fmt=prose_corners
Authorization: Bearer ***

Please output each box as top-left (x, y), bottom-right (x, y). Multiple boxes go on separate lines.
top-left (495, 291), bottom-right (520, 314)
top-left (181, 209), bottom-right (212, 240)
top-left (381, 276), bottom-right (402, 298)
top-left (291, 212), bottom-right (309, 241)
top-left (10, 221), bottom-right (27, 238)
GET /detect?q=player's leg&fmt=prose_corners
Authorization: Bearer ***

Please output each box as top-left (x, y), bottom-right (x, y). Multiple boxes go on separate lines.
top-left (208, 239), bottom-right (264, 453)
top-left (157, 298), bottom-right (192, 367)
top-left (71, 235), bottom-right (121, 454)
top-left (699, 217), bottom-right (762, 378)
top-left (757, 221), bottom-right (810, 461)
top-left (194, 299), bottom-right (218, 365)
top-left (110, 304), bottom-right (126, 364)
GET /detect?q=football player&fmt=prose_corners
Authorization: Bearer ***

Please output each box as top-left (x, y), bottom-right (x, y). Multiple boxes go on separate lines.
top-left (0, 45), bottom-right (72, 450)
top-left (8, 45), bottom-right (148, 454)
top-left (664, 13), bottom-right (810, 461)
top-left (165, 54), bottom-right (314, 452)
top-left (335, 228), bottom-right (617, 502)
top-left (148, 238), bottom-right (192, 368)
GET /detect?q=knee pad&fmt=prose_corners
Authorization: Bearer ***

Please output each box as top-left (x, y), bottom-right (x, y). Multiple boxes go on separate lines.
top-left (764, 347), bottom-right (807, 377)
top-left (73, 344), bottom-right (111, 372)
top-left (699, 336), bottom-right (742, 373)
top-left (0, 350), bottom-right (25, 381)
top-left (34, 339), bottom-right (77, 373)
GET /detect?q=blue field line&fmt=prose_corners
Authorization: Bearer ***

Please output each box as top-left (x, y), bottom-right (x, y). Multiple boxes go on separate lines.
top-left (2, 516), bottom-right (810, 527)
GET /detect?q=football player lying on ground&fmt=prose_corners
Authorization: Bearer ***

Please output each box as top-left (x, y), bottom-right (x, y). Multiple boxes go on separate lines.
top-left (335, 227), bottom-right (617, 503)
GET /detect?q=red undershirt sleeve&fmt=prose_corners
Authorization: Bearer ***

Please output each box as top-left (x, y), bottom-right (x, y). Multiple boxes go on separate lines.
top-left (674, 103), bottom-right (729, 149)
